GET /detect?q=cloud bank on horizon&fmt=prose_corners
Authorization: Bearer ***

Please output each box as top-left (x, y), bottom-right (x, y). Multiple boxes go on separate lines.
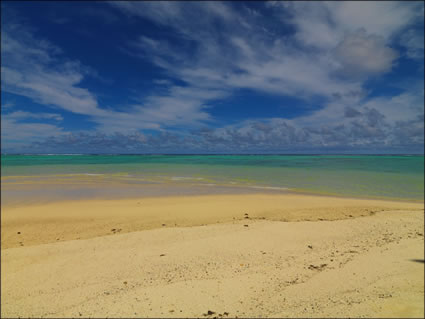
top-left (1, 1), bottom-right (424, 154)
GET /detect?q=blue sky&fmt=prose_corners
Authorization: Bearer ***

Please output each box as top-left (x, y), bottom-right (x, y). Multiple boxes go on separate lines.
top-left (1, 1), bottom-right (424, 154)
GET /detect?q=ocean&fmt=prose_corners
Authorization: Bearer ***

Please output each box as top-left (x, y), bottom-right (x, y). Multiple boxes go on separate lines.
top-left (1, 154), bottom-right (424, 203)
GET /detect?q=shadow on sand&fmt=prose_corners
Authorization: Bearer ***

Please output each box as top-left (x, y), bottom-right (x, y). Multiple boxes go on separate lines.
top-left (410, 259), bottom-right (425, 264)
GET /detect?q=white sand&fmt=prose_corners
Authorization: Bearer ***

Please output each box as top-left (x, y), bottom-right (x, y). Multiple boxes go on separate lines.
top-left (1, 194), bottom-right (424, 317)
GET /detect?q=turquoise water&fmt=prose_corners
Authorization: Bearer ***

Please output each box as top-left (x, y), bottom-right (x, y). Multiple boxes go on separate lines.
top-left (1, 155), bottom-right (424, 201)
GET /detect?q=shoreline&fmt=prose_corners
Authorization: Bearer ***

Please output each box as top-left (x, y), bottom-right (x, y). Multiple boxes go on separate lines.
top-left (2, 192), bottom-right (423, 250)
top-left (2, 181), bottom-right (423, 210)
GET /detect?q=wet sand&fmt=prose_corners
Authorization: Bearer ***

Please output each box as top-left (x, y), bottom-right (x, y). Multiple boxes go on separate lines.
top-left (1, 193), bottom-right (424, 318)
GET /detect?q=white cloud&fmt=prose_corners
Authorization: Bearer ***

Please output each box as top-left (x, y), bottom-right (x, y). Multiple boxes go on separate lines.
top-left (284, 1), bottom-right (423, 49)
top-left (1, 22), bottom-right (101, 116)
top-left (35, 111), bottom-right (423, 153)
top-left (5, 111), bottom-right (63, 121)
top-left (1, 17), bottom-right (225, 135)
top-left (116, 2), bottom-right (368, 103)
top-left (326, 1), bottom-right (423, 40)
top-left (334, 29), bottom-right (399, 77)
top-left (292, 85), bottom-right (424, 132)
top-left (360, 87), bottom-right (424, 124)
top-left (1, 111), bottom-right (65, 151)
top-left (113, 1), bottom-right (421, 109)
top-left (2, 1), bottom-right (423, 152)
top-left (93, 85), bottom-right (228, 133)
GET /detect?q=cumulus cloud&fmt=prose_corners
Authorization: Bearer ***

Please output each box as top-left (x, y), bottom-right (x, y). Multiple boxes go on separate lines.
top-left (2, 2), bottom-right (424, 153)
top-left (283, 1), bottom-right (423, 48)
top-left (28, 86), bottom-right (424, 154)
top-left (334, 29), bottom-right (399, 77)
top-left (28, 108), bottom-right (423, 154)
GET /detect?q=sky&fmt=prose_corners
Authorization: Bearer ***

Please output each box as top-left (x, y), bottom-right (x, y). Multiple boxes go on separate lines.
top-left (1, 1), bottom-right (424, 154)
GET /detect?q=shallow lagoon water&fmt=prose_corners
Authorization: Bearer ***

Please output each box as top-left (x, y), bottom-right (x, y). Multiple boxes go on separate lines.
top-left (1, 155), bottom-right (424, 203)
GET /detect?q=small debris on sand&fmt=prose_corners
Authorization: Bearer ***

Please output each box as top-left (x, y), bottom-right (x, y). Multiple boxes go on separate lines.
top-left (17, 232), bottom-right (21, 234)
top-left (244, 225), bottom-right (249, 227)
top-left (160, 254), bottom-right (166, 257)
top-left (308, 245), bottom-right (313, 249)
top-left (308, 263), bottom-right (327, 270)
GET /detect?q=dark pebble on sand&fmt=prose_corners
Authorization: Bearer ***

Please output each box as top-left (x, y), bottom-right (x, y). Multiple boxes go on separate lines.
top-left (308, 245), bottom-right (313, 249)
top-left (17, 232), bottom-right (21, 234)
top-left (160, 254), bottom-right (166, 257)
top-left (244, 225), bottom-right (249, 227)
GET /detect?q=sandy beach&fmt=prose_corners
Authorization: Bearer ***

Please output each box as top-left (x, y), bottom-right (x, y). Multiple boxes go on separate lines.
top-left (1, 193), bottom-right (424, 318)
top-left (2, 0), bottom-right (425, 317)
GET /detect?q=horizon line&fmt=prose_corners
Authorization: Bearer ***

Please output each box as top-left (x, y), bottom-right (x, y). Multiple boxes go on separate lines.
top-left (2, 153), bottom-right (424, 156)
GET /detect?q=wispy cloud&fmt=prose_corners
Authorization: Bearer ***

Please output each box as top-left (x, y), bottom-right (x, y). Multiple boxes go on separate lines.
top-left (1, 14), bottom-right (224, 138)
top-left (113, 1), bottom-right (422, 104)
top-left (1, 1), bottom-right (424, 153)
top-left (1, 21), bottom-right (100, 116)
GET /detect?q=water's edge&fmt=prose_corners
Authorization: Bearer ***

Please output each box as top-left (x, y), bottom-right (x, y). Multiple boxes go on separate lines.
top-left (2, 155), bottom-right (424, 202)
